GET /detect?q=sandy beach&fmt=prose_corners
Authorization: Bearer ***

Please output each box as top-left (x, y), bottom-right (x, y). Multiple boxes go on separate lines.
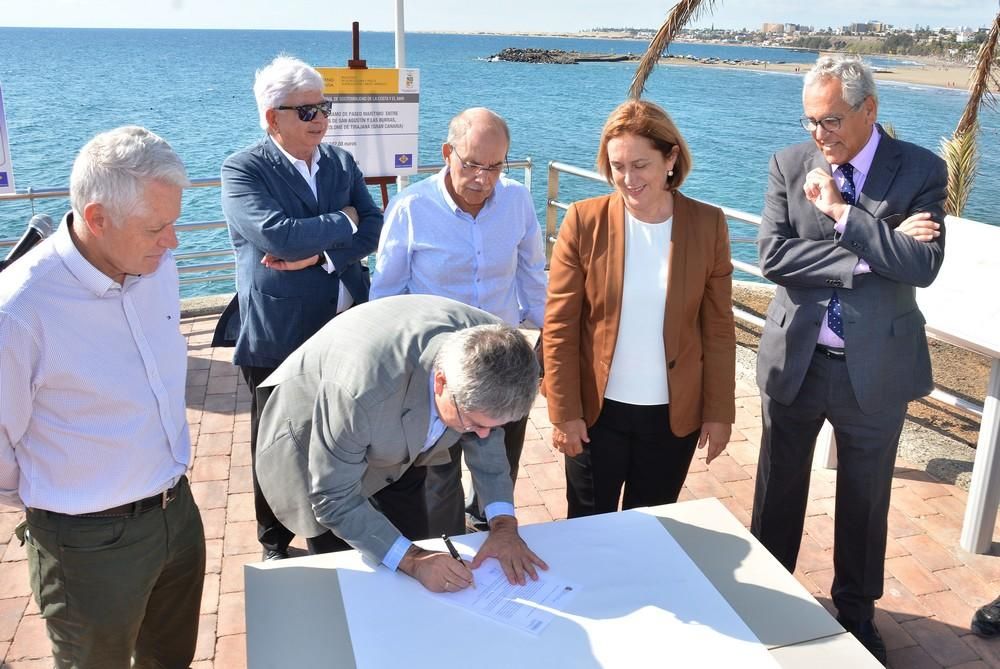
top-left (657, 54), bottom-right (977, 91)
top-left (432, 29), bottom-right (981, 91)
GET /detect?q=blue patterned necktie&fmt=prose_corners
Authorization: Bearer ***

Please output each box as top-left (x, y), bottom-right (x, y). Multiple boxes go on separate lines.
top-left (826, 163), bottom-right (856, 340)
top-left (839, 163), bottom-right (857, 206)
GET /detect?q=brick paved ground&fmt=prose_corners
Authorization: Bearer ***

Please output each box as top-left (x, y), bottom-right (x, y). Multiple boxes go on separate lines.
top-left (1, 314), bottom-right (999, 668)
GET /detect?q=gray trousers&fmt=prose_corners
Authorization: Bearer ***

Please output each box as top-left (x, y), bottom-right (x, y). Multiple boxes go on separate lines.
top-left (425, 415), bottom-right (527, 536)
top-left (751, 350), bottom-right (906, 622)
top-left (24, 476), bottom-right (206, 669)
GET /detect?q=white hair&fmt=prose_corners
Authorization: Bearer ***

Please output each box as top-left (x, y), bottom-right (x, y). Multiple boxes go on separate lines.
top-left (70, 125), bottom-right (188, 226)
top-left (253, 55), bottom-right (324, 130)
top-left (803, 55), bottom-right (878, 108)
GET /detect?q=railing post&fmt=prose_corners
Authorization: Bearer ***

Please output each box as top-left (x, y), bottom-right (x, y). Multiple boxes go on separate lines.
top-left (960, 357), bottom-right (1000, 553)
top-left (545, 161), bottom-right (560, 266)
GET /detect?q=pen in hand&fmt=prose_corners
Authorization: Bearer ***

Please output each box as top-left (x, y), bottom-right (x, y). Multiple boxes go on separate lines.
top-left (442, 534), bottom-right (475, 589)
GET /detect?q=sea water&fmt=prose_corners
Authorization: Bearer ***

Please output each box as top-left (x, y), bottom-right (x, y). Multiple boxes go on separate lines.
top-left (0, 28), bottom-right (995, 296)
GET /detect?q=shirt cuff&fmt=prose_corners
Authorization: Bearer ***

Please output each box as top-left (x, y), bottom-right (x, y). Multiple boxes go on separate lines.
top-left (484, 502), bottom-right (516, 522)
top-left (339, 210), bottom-right (359, 234)
top-left (834, 206), bottom-right (850, 234)
top-left (320, 251), bottom-right (336, 274)
top-left (853, 259), bottom-right (871, 275)
top-left (382, 535), bottom-right (412, 571)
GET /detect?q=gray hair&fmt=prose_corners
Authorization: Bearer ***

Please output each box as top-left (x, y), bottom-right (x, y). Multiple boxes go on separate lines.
top-left (253, 55), bottom-right (324, 130)
top-left (434, 324), bottom-right (539, 424)
top-left (446, 107), bottom-right (511, 149)
top-left (803, 55), bottom-right (878, 107)
top-left (70, 126), bottom-right (189, 226)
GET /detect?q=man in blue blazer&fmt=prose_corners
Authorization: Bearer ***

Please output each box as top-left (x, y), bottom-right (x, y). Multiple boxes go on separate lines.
top-left (221, 55), bottom-right (382, 560)
top-left (752, 56), bottom-right (946, 665)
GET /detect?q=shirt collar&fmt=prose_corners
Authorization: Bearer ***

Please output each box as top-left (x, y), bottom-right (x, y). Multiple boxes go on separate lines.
top-left (269, 136), bottom-right (321, 178)
top-left (833, 125), bottom-right (881, 178)
top-left (54, 212), bottom-right (121, 297)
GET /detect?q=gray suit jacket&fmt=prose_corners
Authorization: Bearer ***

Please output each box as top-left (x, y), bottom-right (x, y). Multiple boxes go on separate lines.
top-left (221, 137), bottom-right (383, 367)
top-left (756, 127), bottom-right (947, 414)
top-left (254, 295), bottom-right (515, 562)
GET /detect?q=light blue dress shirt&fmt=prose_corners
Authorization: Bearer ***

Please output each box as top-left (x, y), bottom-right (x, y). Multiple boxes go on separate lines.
top-left (370, 168), bottom-right (547, 328)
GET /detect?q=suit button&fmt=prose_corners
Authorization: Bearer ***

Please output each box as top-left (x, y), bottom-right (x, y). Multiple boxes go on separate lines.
top-left (385, 477), bottom-right (394, 484)
top-left (833, 280), bottom-right (843, 287)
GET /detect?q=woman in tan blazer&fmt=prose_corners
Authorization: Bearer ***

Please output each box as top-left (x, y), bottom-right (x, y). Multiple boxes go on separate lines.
top-left (543, 99), bottom-right (736, 518)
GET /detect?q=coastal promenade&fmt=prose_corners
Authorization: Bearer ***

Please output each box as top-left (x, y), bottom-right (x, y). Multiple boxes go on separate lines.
top-left (0, 312), bottom-right (998, 668)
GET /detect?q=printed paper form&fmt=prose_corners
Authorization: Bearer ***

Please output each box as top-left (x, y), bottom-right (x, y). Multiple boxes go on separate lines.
top-left (337, 510), bottom-right (779, 668)
top-left (440, 556), bottom-right (580, 635)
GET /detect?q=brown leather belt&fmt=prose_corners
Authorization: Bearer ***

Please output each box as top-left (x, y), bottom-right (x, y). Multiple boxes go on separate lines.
top-left (815, 345), bottom-right (846, 360)
top-left (39, 476), bottom-right (185, 519)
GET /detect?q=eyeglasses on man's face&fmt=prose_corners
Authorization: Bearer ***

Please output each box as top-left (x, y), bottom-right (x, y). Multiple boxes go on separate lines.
top-left (800, 99), bottom-right (866, 133)
top-left (450, 392), bottom-right (492, 433)
top-left (449, 145), bottom-right (508, 176)
top-left (276, 100), bottom-right (333, 122)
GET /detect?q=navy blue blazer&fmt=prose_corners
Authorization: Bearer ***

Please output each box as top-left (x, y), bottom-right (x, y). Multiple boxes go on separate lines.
top-left (221, 137), bottom-right (383, 368)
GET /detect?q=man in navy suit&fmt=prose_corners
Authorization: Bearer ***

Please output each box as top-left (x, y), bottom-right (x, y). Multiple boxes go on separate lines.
top-left (221, 55), bottom-right (382, 560)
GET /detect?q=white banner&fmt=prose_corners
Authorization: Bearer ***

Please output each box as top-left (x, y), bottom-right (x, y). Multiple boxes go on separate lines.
top-left (0, 83), bottom-right (14, 195)
top-left (318, 67), bottom-right (419, 178)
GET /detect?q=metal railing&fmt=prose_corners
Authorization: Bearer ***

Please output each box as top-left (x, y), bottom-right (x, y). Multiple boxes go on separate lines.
top-left (544, 159), bottom-right (985, 422)
top-left (0, 159), bottom-right (534, 289)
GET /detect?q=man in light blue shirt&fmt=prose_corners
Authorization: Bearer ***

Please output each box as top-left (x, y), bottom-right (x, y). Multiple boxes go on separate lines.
top-left (371, 107), bottom-right (547, 535)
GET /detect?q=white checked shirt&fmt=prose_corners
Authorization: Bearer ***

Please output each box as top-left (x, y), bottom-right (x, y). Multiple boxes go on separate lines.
top-left (0, 216), bottom-right (190, 513)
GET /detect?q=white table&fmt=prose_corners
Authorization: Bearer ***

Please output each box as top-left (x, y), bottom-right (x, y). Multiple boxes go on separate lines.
top-left (244, 498), bottom-right (880, 668)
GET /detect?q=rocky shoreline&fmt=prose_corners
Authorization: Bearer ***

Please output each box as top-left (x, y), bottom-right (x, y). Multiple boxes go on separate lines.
top-left (487, 47), bottom-right (636, 64)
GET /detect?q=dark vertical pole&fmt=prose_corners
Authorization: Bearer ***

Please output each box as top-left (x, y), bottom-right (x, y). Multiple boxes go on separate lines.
top-left (348, 21), bottom-right (367, 69)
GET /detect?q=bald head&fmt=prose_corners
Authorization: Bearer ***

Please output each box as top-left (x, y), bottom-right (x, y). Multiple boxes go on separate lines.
top-left (441, 107), bottom-right (511, 216)
top-left (446, 107), bottom-right (510, 150)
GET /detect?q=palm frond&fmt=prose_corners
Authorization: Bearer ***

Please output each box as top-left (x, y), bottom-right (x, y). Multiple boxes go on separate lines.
top-left (943, 9), bottom-right (998, 215)
top-left (629, 0), bottom-right (720, 99)
top-left (940, 124), bottom-right (979, 217)
top-left (955, 11), bottom-right (1000, 134)
top-left (880, 122), bottom-right (898, 139)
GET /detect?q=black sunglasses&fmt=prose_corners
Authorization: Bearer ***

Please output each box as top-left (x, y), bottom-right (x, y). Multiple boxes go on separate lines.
top-left (275, 101), bottom-right (333, 122)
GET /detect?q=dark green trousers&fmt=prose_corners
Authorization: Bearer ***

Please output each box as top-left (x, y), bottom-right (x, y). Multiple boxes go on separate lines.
top-left (24, 476), bottom-right (206, 669)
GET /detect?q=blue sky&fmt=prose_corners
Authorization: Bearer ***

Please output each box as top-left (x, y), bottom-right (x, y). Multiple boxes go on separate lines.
top-left (2, 0), bottom-right (994, 32)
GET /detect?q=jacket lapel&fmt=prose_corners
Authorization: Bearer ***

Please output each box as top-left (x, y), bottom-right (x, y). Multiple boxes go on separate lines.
top-left (857, 127), bottom-right (901, 219)
top-left (400, 346), bottom-right (460, 465)
top-left (315, 146), bottom-right (335, 214)
top-left (604, 192), bottom-right (626, 364)
top-left (663, 192), bottom-right (688, 362)
top-left (260, 137), bottom-right (319, 213)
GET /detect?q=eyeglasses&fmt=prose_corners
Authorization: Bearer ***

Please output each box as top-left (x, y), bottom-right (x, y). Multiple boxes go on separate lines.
top-left (800, 100), bottom-right (865, 133)
top-left (276, 101), bottom-right (333, 122)
top-left (450, 392), bottom-right (491, 433)
top-left (449, 145), bottom-right (508, 176)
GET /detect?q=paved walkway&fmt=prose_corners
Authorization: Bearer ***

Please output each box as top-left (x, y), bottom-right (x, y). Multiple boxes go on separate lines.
top-left (1, 313), bottom-right (999, 668)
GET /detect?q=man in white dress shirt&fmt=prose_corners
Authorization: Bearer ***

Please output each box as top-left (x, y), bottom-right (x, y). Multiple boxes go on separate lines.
top-left (0, 126), bottom-right (205, 668)
top-left (370, 107), bottom-right (547, 535)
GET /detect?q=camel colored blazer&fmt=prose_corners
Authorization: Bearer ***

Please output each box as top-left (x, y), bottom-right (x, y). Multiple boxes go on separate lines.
top-left (543, 190), bottom-right (736, 437)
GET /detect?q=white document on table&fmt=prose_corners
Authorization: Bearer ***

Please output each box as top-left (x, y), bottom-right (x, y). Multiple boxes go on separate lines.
top-left (438, 557), bottom-right (580, 635)
top-left (336, 510), bottom-right (779, 668)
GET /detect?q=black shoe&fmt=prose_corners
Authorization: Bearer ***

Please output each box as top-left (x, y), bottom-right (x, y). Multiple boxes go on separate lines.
top-left (262, 547), bottom-right (289, 561)
top-left (972, 596), bottom-right (1000, 637)
top-left (837, 616), bottom-right (887, 666)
